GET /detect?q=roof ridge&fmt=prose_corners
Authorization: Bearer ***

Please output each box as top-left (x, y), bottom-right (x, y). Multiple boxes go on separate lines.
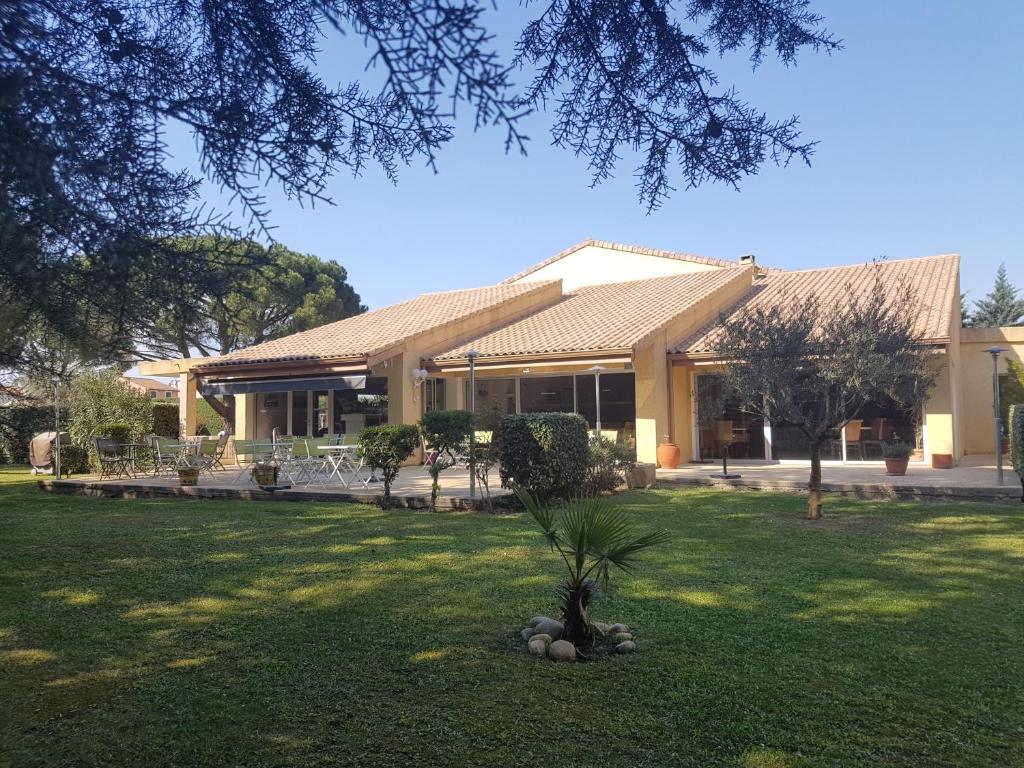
top-left (775, 253), bottom-right (960, 276)
top-left (502, 238), bottom-right (735, 283)
top-left (564, 265), bottom-right (749, 295)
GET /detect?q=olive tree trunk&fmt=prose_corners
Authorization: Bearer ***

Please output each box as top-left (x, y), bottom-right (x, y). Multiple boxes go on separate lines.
top-left (807, 441), bottom-right (823, 519)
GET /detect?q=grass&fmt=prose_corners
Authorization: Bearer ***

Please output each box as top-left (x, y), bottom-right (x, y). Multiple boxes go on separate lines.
top-left (1, 467), bottom-right (1022, 767)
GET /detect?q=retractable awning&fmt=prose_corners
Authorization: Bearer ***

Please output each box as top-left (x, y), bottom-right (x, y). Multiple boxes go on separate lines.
top-left (198, 375), bottom-right (367, 397)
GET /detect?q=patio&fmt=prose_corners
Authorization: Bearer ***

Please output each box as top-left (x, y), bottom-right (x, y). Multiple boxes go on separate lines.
top-left (659, 455), bottom-right (1023, 503)
top-left (40, 465), bottom-right (511, 510)
top-left (39, 454), bottom-right (1023, 507)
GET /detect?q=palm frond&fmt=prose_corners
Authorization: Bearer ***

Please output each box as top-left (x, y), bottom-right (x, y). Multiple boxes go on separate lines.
top-left (512, 482), bottom-right (560, 550)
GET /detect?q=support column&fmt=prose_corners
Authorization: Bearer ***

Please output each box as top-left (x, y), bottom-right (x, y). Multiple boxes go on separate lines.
top-left (178, 373), bottom-right (197, 438)
top-left (634, 335), bottom-right (670, 465)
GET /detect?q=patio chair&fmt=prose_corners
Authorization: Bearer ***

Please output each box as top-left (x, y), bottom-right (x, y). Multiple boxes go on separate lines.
top-left (861, 418), bottom-right (890, 458)
top-left (149, 435), bottom-right (180, 476)
top-left (196, 438), bottom-right (225, 477)
top-left (828, 420), bottom-right (864, 460)
top-left (95, 437), bottom-right (131, 480)
top-left (230, 439), bottom-right (258, 483)
top-left (278, 439), bottom-right (317, 485)
top-left (303, 441), bottom-right (334, 485)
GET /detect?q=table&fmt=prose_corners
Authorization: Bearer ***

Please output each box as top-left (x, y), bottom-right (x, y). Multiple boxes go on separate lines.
top-left (316, 444), bottom-right (361, 486)
top-left (118, 443), bottom-right (148, 478)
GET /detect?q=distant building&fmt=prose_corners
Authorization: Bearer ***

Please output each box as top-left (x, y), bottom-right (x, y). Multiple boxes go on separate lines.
top-left (0, 385), bottom-right (38, 406)
top-left (121, 377), bottom-right (179, 400)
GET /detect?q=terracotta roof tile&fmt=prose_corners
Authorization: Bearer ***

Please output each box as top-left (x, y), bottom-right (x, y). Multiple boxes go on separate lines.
top-left (432, 268), bottom-right (752, 362)
top-left (675, 255), bottom-right (960, 356)
top-left (200, 281), bottom-right (558, 369)
top-left (501, 238), bottom-right (737, 284)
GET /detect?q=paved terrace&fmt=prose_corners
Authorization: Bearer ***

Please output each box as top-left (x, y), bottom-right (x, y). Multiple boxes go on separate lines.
top-left (659, 455), bottom-right (1022, 503)
top-left (38, 455), bottom-right (1023, 507)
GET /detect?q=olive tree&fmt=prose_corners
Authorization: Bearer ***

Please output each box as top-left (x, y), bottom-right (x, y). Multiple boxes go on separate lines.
top-left (715, 281), bottom-right (937, 519)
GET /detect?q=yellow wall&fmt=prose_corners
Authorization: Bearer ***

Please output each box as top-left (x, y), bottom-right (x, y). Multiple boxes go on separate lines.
top-left (511, 244), bottom-right (723, 290)
top-left (958, 327), bottom-right (1024, 455)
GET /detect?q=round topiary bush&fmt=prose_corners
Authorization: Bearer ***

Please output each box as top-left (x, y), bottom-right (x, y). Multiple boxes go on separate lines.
top-left (497, 413), bottom-right (588, 502)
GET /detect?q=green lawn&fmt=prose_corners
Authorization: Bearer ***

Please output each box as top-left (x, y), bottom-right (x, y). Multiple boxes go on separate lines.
top-left (1, 467), bottom-right (1022, 767)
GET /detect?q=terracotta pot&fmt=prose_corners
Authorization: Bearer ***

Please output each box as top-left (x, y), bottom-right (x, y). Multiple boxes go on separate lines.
top-left (656, 442), bottom-right (680, 469)
top-left (931, 453), bottom-right (954, 469)
top-left (178, 467), bottom-right (199, 486)
top-left (884, 457), bottom-right (909, 476)
top-left (252, 465), bottom-right (278, 487)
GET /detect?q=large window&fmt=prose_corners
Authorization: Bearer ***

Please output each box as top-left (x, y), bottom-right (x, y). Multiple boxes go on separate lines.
top-left (519, 376), bottom-right (574, 414)
top-left (695, 374), bottom-right (765, 460)
top-left (291, 390), bottom-right (309, 436)
top-left (313, 390), bottom-right (330, 436)
top-left (333, 376), bottom-right (388, 436)
top-left (255, 392), bottom-right (288, 439)
top-left (576, 372), bottom-right (636, 432)
top-left (424, 378), bottom-right (446, 412)
top-left (466, 378), bottom-right (516, 419)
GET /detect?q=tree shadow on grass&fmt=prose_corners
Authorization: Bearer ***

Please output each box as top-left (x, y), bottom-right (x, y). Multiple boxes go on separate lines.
top-left (1, 479), bottom-right (1023, 767)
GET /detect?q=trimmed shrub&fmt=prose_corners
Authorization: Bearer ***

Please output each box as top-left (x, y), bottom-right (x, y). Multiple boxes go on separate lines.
top-left (57, 444), bottom-right (89, 476)
top-left (152, 403), bottom-right (179, 438)
top-left (1010, 403), bottom-right (1024, 502)
top-left (419, 409), bottom-right (473, 511)
top-left (95, 422), bottom-right (133, 443)
top-left (67, 371), bottom-right (152, 449)
top-left (585, 437), bottom-right (637, 496)
top-left (497, 413), bottom-right (589, 502)
top-left (0, 406), bottom-right (68, 464)
top-left (359, 424), bottom-right (420, 509)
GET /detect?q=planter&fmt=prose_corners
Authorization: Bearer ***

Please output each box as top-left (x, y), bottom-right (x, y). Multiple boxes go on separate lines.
top-left (931, 453), bottom-right (954, 469)
top-left (178, 467), bottom-right (200, 486)
top-left (656, 442), bottom-right (680, 469)
top-left (252, 464), bottom-right (278, 487)
top-left (884, 457), bottom-right (909, 476)
top-left (627, 462), bottom-right (657, 489)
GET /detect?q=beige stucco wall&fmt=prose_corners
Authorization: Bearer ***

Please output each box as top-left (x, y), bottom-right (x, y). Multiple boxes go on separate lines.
top-left (511, 244), bottom-right (723, 291)
top-left (958, 327), bottom-right (1024, 455)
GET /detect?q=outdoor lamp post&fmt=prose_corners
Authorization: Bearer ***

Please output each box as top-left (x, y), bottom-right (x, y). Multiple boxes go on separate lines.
top-left (588, 365), bottom-right (605, 435)
top-left (467, 349), bottom-right (478, 499)
top-left (52, 376), bottom-right (61, 479)
top-left (987, 346), bottom-right (1007, 486)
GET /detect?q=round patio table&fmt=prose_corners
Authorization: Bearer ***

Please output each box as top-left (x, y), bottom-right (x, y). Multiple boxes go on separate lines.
top-left (316, 444), bottom-right (360, 486)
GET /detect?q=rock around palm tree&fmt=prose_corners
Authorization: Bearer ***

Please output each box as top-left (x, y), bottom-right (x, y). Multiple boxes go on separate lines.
top-left (513, 484), bottom-right (669, 656)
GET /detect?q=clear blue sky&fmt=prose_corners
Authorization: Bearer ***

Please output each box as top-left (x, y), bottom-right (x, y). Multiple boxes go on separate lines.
top-left (169, 0), bottom-right (1024, 311)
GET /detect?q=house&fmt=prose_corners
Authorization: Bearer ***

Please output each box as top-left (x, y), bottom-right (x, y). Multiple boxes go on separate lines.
top-left (139, 239), bottom-right (1024, 467)
top-left (120, 377), bottom-right (179, 400)
top-left (0, 385), bottom-right (39, 406)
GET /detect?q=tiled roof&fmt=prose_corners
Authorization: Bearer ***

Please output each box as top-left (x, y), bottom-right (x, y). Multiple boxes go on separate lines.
top-left (501, 238), bottom-right (736, 284)
top-left (199, 281), bottom-right (558, 369)
top-left (675, 254), bottom-right (960, 356)
top-left (432, 268), bottom-right (752, 362)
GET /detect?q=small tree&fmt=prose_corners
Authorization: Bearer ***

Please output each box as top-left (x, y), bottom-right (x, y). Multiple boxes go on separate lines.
top-left (419, 410), bottom-right (473, 511)
top-left (66, 371), bottom-right (153, 450)
top-left (514, 485), bottom-right (669, 649)
top-left (970, 264), bottom-right (1024, 327)
top-left (358, 425), bottom-right (420, 509)
top-left (1009, 404), bottom-right (1024, 503)
top-left (716, 280), bottom-right (937, 520)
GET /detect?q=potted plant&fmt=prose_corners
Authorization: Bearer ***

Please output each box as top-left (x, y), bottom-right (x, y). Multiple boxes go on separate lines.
top-left (251, 460), bottom-right (278, 488)
top-left (178, 466), bottom-right (200, 486)
top-left (881, 438), bottom-right (912, 476)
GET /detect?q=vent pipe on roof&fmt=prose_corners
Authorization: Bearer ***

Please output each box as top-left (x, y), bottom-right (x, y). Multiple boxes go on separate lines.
top-left (738, 253), bottom-right (756, 265)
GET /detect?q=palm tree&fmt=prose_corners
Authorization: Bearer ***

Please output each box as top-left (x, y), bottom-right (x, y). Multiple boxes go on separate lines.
top-left (514, 485), bottom-right (669, 648)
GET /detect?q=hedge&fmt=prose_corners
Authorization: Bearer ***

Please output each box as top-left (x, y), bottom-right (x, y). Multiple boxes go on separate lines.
top-left (0, 406), bottom-right (67, 464)
top-left (497, 412), bottom-right (589, 502)
top-left (152, 403), bottom-right (179, 438)
top-left (1009, 404), bottom-right (1024, 501)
